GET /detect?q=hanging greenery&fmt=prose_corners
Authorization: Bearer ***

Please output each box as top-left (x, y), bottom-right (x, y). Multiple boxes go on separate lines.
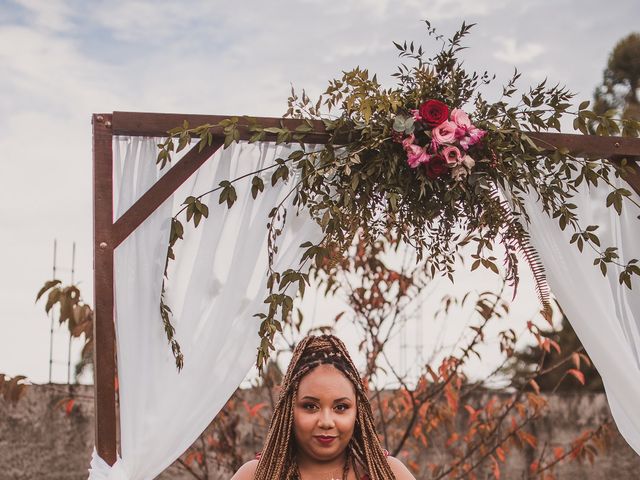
top-left (156, 21), bottom-right (640, 371)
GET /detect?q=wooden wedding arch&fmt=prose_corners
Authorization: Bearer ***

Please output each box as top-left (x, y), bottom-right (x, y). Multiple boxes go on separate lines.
top-left (92, 110), bottom-right (640, 465)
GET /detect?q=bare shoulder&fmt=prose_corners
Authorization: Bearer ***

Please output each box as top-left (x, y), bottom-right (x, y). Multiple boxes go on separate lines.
top-left (230, 459), bottom-right (259, 480)
top-left (386, 456), bottom-right (417, 480)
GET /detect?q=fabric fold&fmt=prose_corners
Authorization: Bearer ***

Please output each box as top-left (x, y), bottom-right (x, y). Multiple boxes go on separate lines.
top-left (523, 174), bottom-right (640, 455)
top-left (89, 139), bottom-right (323, 479)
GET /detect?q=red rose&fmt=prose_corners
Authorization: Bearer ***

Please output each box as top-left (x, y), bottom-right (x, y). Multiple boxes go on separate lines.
top-left (425, 154), bottom-right (448, 179)
top-left (418, 99), bottom-right (449, 127)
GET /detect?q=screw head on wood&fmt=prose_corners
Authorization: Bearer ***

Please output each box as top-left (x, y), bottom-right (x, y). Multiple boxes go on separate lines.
top-left (99, 242), bottom-right (108, 249)
top-left (105, 120), bottom-right (112, 128)
top-left (614, 142), bottom-right (621, 148)
top-left (96, 115), bottom-right (104, 123)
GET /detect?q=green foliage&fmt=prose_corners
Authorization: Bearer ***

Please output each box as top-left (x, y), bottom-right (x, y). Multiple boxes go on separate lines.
top-left (35, 279), bottom-right (94, 380)
top-left (155, 22), bottom-right (640, 372)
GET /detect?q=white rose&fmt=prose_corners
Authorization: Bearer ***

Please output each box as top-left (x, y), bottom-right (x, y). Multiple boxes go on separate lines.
top-left (462, 155), bottom-right (475, 169)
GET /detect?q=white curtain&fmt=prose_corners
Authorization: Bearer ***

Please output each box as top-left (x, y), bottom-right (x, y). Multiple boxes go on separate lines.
top-left (88, 138), bottom-right (323, 479)
top-left (524, 174), bottom-right (640, 455)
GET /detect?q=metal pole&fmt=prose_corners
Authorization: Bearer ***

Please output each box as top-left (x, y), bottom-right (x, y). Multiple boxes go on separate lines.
top-left (93, 114), bottom-right (117, 465)
top-left (48, 239), bottom-right (57, 384)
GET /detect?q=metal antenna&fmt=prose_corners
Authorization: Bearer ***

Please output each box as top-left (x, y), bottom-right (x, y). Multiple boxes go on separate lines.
top-left (48, 239), bottom-right (57, 384)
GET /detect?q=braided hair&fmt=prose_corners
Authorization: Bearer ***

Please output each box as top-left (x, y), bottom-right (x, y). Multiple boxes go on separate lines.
top-left (253, 334), bottom-right (396, 479)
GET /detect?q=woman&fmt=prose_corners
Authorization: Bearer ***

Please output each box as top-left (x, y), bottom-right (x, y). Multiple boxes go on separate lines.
top-left (232, 334), bottom-right (416, 479)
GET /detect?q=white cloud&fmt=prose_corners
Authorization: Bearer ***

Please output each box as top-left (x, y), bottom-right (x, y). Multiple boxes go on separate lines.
top-left (88, 0), bottom-right (208, 44)
top-left (301, 0), bottom-right (508, 20)
top-left (0, 25), bottom-right (123, 121)
top-left (10, 0), bottom-right (75, 32)
top-left (421, 0), bottom-right (508, 18)
top-left (492, 36), bottom-right (545, 64)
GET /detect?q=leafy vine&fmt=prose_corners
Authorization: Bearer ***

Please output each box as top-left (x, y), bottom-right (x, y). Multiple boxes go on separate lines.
top-left (154, 21), bottom-right (640, 371)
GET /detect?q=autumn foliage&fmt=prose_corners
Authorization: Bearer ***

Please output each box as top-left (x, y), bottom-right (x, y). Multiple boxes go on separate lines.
top-left (170, 232), bottom-right (611, 479)
top-left (21, 234), bottom-right (612, 479)
top-left (22, 231), bottom-right (613, 478)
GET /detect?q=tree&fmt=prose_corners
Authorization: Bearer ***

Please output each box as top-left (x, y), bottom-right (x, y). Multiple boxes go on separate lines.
top-left (169, 233), bottom-right (610, 479)
top-left (593, 33), bottom-right (640, 120)
top-left (506, 304), bottom-right (603, 393)
top-left (23, 236), bottom-right (613, 479)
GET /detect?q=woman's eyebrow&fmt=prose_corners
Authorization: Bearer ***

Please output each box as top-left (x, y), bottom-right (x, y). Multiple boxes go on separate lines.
top-left (299, 396), bottom-right (353, 402)
top-left (333, 397), bottom-right (352, 403)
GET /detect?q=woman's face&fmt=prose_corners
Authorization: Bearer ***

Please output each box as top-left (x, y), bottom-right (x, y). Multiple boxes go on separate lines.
top-left (293, 363), bottom-right (357, 463)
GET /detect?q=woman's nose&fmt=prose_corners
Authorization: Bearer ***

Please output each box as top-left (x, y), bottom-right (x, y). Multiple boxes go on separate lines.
top-left (318, 408), bottom-right (335, 428)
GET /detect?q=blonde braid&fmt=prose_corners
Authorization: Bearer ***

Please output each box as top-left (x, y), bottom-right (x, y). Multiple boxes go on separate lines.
top-left (253, 335), bottom-right (396, 480)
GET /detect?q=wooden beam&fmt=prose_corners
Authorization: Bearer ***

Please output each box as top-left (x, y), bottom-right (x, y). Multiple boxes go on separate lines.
top-left (527, 132), bottom-right (640, 158)
top-left (112, 111), bottom-right (333, 144)
top-left (112, 139), bottom-right (224, 248)
top-left (111, 111), bottom-right (640, 157)
top-left (92, 113), bottom-right (117, 466)
top-left (527, 132), bottom-right (640, 195)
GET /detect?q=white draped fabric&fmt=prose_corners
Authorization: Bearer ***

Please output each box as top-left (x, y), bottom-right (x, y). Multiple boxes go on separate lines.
top-left (88, 138), bottom-right (323, 479)
top-left (88, 133), bottom-right (640, 479)
top-left (524, 175), bottom-right (640, 455)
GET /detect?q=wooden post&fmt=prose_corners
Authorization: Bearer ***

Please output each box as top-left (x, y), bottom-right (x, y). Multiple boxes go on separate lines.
top-left (92, 113), bottom-right (117, 465)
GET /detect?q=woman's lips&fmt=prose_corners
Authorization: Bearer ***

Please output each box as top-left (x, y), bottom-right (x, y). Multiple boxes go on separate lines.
top-left (314, 435), bottom-right (337, 445)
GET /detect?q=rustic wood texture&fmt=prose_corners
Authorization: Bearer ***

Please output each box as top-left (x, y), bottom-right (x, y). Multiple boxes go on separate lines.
top-left (112, 139), bottom-right (224, 248)
top-left (92, 113), bottom-right (117, 465)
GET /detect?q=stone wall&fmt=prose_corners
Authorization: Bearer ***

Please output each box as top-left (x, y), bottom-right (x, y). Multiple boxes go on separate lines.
top-left (1, 384), bottom-right (639, 479)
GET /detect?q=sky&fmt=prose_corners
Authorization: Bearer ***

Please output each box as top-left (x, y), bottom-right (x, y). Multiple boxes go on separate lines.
top-left (0, 0), bottom-right (638, 384)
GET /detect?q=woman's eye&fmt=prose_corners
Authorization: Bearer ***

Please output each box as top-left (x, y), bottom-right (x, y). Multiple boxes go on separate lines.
top-left (335, 404), bottom-right (349, 412)
top-left (303, 403), bottom-right (318, 411)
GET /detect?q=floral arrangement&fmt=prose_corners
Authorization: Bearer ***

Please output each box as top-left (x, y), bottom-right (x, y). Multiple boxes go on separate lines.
top-left (157, 22), bottom-right (640, 370)
top-left (395, 99), bottom-right (485, 179)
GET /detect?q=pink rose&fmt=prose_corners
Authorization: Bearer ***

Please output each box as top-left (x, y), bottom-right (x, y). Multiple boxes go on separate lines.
top-left (431, 121), bottom-right (457, 148)
top-left (410, 109), bottom-right (422, 121)
top-left (450, 108), bottom-right (471, 129)
top-left (402, 133), bottom-right (415, 150)
top-left (406, 144), bottom-right (429, 168)
top-left (468, 127), bottom-right (486, 144)
top-left (460, 127), bottom-right (486, 150)
top-left (442, 145), bottom-right (462, 166)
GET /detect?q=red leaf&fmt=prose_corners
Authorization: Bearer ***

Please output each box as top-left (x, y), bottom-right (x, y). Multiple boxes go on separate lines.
top-left (248, 402), bottom-right (267, 418)
top-left (530, 460), bottom-right (539, 474)
top-left (446, 433), bottom-right (459, 447)
top-left (553, 446), bottom-right (565, 460)
top-left (464, 404), bottom-right (479, 423)
top-left (496, 446), bottom-right (506, 462)
top-left (567, 369), bottom-right (585, 385)
top-left (491, 455), bottom-right (501, 479)
top-left (65, 399), bottom-right (75, 415)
